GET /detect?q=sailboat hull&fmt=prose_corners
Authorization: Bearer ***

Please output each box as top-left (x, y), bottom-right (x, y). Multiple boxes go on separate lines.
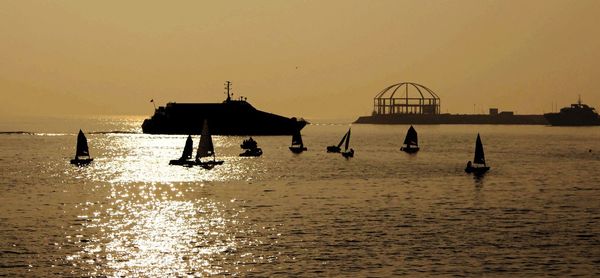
top-left (400, 147), bottom-right (420, 153)
top-left (239, 148), bottom-right (263, 157)
top-left (170, 158), bottom-right (224, 167)
top-left (169, 159), bottom-right (196, 166)
top-left (70, 158), bottom-right (93, 165)
top-left (289, 146), bottom-right (307, 153)
top-left (326, 146), bottom-right (341, 153)
top-left (197, 160), bottom-right (224, 169)
top-left (465, 165), bottom-right (490, 174)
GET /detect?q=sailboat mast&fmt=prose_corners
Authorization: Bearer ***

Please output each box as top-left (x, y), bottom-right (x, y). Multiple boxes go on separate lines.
top-left (474, 133), bottom-right (486, 166)
top-left (225, 81), bottom-right (232, 102)
top-left (344, 129), bottom-right (351, 151)
top-left (337, 132), bottom-right (348, 148)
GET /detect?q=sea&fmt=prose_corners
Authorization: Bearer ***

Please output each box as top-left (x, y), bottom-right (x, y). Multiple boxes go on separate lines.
top-left (1, 116), bottom-right (599, 277)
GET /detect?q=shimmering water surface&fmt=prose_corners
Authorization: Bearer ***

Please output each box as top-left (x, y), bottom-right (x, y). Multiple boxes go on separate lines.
top-left (1, 116), bottom-right (599, 276)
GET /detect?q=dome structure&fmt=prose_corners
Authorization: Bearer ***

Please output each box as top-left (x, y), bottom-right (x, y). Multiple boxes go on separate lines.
top-left (373, 82), bottom-right (440, 115)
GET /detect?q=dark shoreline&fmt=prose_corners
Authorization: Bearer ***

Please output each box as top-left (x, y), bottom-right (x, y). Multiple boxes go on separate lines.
top-left (354, 113), bottom-right (548, 125)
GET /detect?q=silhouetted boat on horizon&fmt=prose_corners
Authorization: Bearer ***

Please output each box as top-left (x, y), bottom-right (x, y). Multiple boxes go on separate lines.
top-left (289, 131), bottom-right (307, 153)
top-left (142, 81), bottom-right (308, 135)
top-left (465, 133), bottom-right (490, 174)
top-left (400, 125), bottom-right (420, 153)
top-left (70, 130), bottom-right (93, 165)
top-left (543, 96), bottom-right (600, 126)
top-left (327, 129), bottom-right (349, 153)
top-left (239, 137), bottom-right (262, 157)
top-left (169, 135), bottom-right (196, 166)
top-left (340, 128), bottom-right (354, 158)
top-left (195, 120), bottom-right (224, 168)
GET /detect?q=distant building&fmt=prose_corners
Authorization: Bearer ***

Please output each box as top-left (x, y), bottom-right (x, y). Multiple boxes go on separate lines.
top-left (489, 108), bottom-right (499, 115)
top-left (372, 82), bottom-right (440, 115)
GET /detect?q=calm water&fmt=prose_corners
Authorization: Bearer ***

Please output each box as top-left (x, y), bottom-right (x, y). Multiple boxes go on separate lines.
top-left (1, 116), bottom-right (599, 276)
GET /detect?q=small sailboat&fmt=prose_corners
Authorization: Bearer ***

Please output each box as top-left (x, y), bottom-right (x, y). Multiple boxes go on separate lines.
top-left (465, 133), bottom-right (490, 174)
top-left (400, 125), bottom-right (419, 153)
top-left (327, 129), bottom-right (349, 153)
top-left (169, 135), bottom-right (196, 166)
top-left (340, 128), bottom-right (354, 158)
top-left (195, 120), bottom-right (224, 168)
top-left (239, 137), bottom-right (262, 157)
top-left (70, 130), bottom-right (93, 165)
top-left (289, 130), bottom-right (307, 153)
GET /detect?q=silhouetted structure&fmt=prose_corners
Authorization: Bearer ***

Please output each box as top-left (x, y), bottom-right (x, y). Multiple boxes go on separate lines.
top-left (543, 96), bottom-right (600, 126)
top-left (400, 125), bottom-right (420, 153)
top-left (70, 130), bottom-right (93, 165)
top-left (373, 82), bottom-right (440, 115)
top-left (465, 133), bottom-right (490, 175)
top-left (142, 81), bottom-right (308, 135)
top-left (355, 82), bottom-right (547, 125)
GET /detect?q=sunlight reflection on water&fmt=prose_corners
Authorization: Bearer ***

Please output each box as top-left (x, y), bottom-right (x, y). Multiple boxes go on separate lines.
top-left (2, 120), bottom-right (600, 276)
top-left (69, 183), bottom-right (264, 277)
top-left (87, 134), bottom-right (257, 183)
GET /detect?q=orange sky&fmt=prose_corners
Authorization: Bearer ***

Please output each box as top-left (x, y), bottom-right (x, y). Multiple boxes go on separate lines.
top-left (1, 0), bottom-right (599, 119)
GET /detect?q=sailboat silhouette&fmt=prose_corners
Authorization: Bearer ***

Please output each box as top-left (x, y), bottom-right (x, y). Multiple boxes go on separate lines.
top-left (465, 133), bottom-right (490, 174)
top-left (327, 130), bottom-right (349, 153)
top-left (169, 135), bottom-right (196, 166)
top-left (340, 128), bottom-right (354, 158)
top-left (400, 125), bottom-right (419, 153)
top-left (289, 130), bottom-right (307, 153)
top-left (195, 119), bottom-right (224, 168)
top-left (70, 130), bottom-right (93, 165)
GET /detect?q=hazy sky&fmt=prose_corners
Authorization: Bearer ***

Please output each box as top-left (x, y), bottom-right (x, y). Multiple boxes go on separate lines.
top-left (1, 0), bottom-right (599, 119)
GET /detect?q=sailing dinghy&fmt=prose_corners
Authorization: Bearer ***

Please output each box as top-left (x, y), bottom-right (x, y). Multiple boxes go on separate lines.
top-left (340, 128), bottom-right (354, 158)
top-left (465, 133), bottom-right (490, 174)
top-left (289, 130), bottom-right (307, 153)
top-left (327, 130), bottom-right (349, 153)
top-left (169, 135), bottom-right (195, 166)
top-left (400, 125), bottom-right (420, 153)
top-left (70, 130), bottom-right (93, 165)
top-left (195, 120), bottom-right (224, 168)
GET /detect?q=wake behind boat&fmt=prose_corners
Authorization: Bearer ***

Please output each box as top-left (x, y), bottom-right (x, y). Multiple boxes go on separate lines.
top-left (400, 125), bottom-right (420, 153)
top-left (465, 133), bottom-right (490, 175)
top-left (70, 130), bottom-right (93, 166)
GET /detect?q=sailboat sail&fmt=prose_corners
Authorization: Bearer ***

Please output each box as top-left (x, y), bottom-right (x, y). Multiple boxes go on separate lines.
top-left (337, 132), bottom-right (348, 148)
top-left (181, 135), bottom-right (193, 159)
top-left (473, 133), bottom-right (486, 165)
top-left (196, 120), bottom-right (215, 160)
top-left (403, 126), bottom-right (418, 147)
top-left (291, 131), bottom-right (303, 147)
top-left (75, 130), bottom-right (90, 157)
top-left (343, 128), bottom-right (351, 151)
